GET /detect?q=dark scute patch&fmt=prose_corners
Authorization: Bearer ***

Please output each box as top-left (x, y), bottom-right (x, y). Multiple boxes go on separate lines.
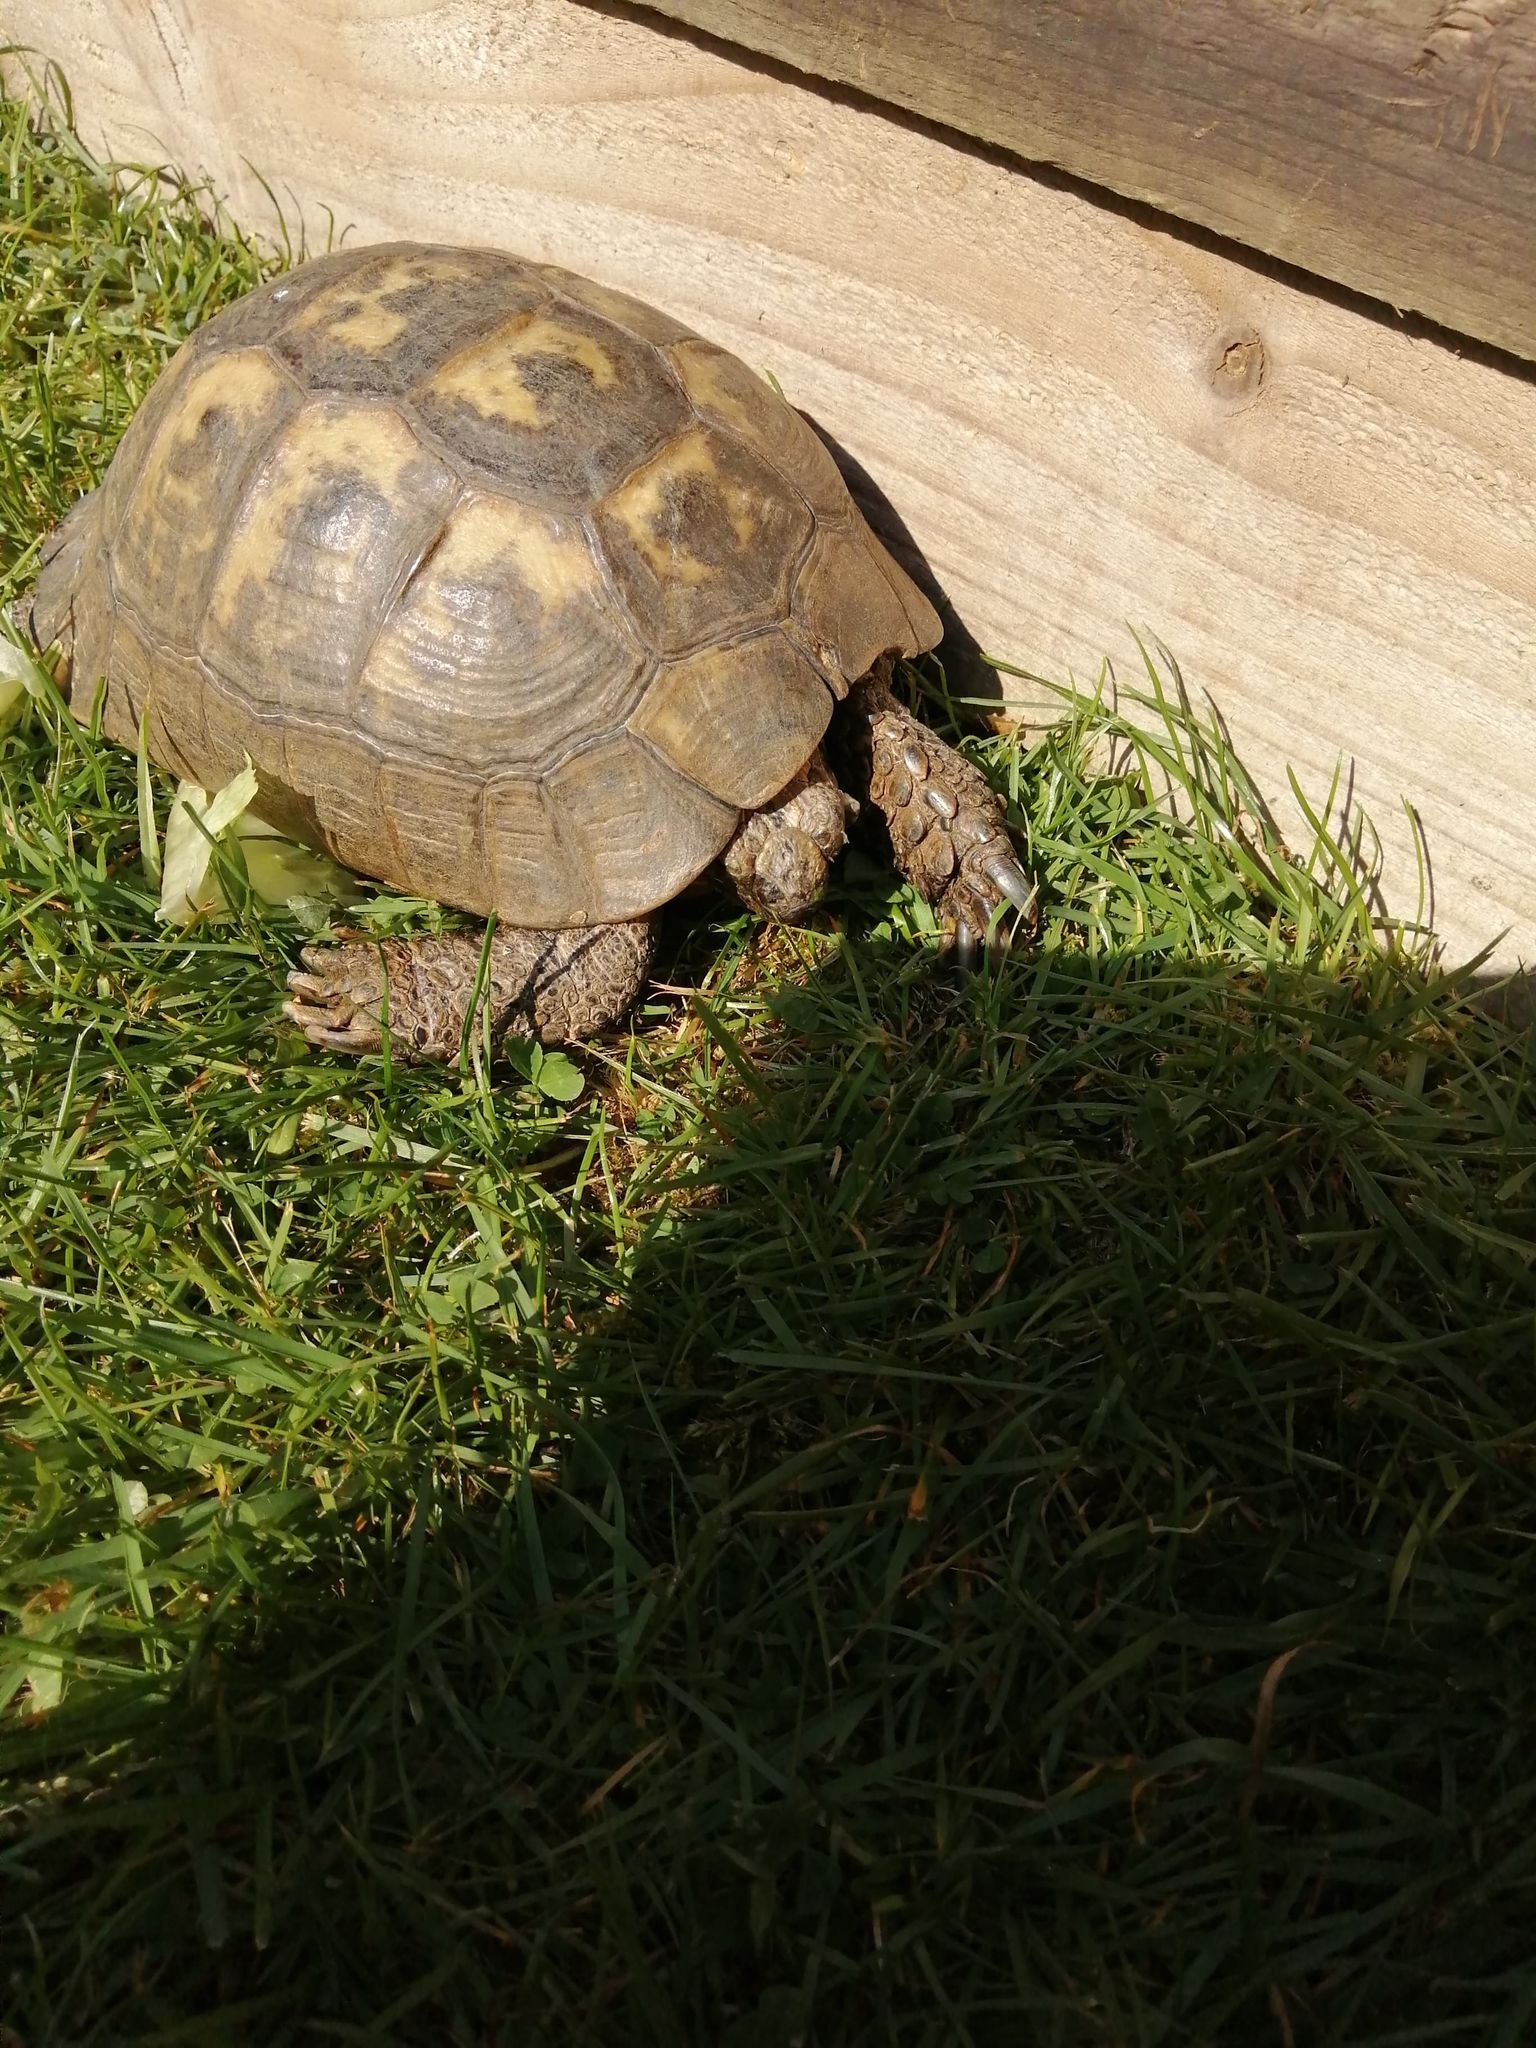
top-left (106, 348), bottom-right (305, 636)
top-left (201, 244), bottom-right (382, 352)
top-left (595, 428), bottom-right (815, 656)
top-left (200, 422), bottom-right (459, 721)
top-left (411, 311), bottom-right (690, 509)
top-left (299, 471), bottom-right (389, 556)
top-left (273, 249), bottom-right (547, 399)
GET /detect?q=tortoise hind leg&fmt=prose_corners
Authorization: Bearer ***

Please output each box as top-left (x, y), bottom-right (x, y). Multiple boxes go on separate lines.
top-left (838, 664), bottom-right (1036, 965)
top-left (285, 917), bottom-right (658, 1057)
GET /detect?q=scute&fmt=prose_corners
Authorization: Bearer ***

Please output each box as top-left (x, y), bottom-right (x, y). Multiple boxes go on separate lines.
top-left (544, 732), bottom-right (738, 923)
top-left (59, 541), bottom-right (115, 715)
top-left (667, 340), bottom-right (850, 519)
top-left (538, 264), bottom-right (695, 346)
top-left (31, 492), bottom-right (99, 658)
top-left (200, 399), bottom-right (458, 716)
top-left (199, 244), bottom-right (381, 352)
top-left (275, 246), bottom-right (544, 395)
top-left (107, 611), bottom-right (216, 782)
top-left (411, 304), bottom-right (691, 508)
top-left (376, 760), bottom-right (488, 906)
top-left (485, 777), bottom-right (580, 928)
top-left (353, 490), bottom-right (647, 772)
top-left (109, 347), bottom-right (304, 629)
top-left (94, 334), bottom-right (212, 556)
top-left (630, 630), bottom-right (833, 809)
top-left (863, 526), bottom-right (943, 649)
top-left (790, 514), bottom-right (940, 693)
top-left (593, 425), bottom-right (814, 656)
top-left (290, 727), bottom-right (388, 877)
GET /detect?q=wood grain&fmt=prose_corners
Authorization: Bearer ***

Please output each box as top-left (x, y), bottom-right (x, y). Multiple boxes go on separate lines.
top-left (642, 0), bottom-right (1536, 366)
top-left (8, 0), bottom-right (1536, 976)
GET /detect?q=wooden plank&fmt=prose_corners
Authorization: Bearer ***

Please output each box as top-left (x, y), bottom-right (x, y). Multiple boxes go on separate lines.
top-left (641, 0), bottom-right (1536, 366)
top-left (8, 0), bottom-right (1536, 979)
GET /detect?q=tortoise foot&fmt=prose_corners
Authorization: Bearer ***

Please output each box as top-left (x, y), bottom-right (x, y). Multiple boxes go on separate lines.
top-left (285, 942), bottom-right (394, 1056)
top-left (285, 934), bottom-right (510, 1059)
top-left (284, 921), bottom-right (659, 1058)
top-left (841, 668), bottom-right (1036, 965)
top-left (722, 751), bottom-right (857, 920)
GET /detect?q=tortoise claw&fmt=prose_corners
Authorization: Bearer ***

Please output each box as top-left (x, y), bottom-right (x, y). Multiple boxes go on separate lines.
top-left (942, 854), bottom-right (1036, 973)
top-left (284, 964), bottom-right (384, 1053)
top-left (982, 853), bottom-right (1037, 920)
top-left (286, 1010), bottom-right (384, 1054)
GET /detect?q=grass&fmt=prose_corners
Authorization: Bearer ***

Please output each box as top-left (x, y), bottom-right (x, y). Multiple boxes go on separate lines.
top-left (3, 68), bottom-right (1536, 2048)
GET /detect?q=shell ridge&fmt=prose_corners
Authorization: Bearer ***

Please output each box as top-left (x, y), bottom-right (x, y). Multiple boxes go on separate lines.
top-left (624, 725), bottom-right (739, 824)
top-left (396, 401), bottom-right (582, 506)
top-left (260, 345), bottom-right (312, 401)
top-left (542, 280), bottom-right (696, 412)
top-left (344, 476), bottom-right (467, 726)
top-left (576, 506), bottom-right (653, 685)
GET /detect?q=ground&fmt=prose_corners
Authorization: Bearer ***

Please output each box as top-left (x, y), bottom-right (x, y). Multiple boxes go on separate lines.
top-left (2, 74), bottom-right (1535, 2048)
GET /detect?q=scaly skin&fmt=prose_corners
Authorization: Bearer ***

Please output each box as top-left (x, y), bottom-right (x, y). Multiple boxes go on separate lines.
top-left (285, 918), bottom-right (658, 1055)
top-left (721, 750), bottom-right (857, 919)
top-left (838, 666), bottom-right (1036, 958)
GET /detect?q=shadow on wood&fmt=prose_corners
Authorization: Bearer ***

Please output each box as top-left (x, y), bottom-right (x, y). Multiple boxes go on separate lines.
top-left (804, 412), bottom-right (1005, 718)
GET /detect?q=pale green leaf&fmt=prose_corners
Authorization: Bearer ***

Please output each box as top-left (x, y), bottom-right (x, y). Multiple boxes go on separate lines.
top-left (156, 767), bottom-right (353, 924)
top-left (0, 635), bottom-right (51, 736)
top-left (234, 818), bottom-right (354, 910)
top-left (136, 712), bottom-right (161, 882)
top-left (157, 773), bottom-right (257, 925)
top-left (23, 1656), bottom-right (64, 1715)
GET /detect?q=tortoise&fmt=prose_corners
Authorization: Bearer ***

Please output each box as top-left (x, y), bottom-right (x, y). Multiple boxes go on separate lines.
top-left (27, 242), bottom-right (1034, 1055)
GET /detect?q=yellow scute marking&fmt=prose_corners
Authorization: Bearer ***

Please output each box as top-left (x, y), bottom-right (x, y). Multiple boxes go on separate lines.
top-left (607, 426), bottom-right (765, 583)
top-left (182, 348), bottom-right (291, 424)
top-left (606, 429), bottom-right (721, 586)
top-left (289, 251), bottom-right (483, 355)
top-left (435, 495), bottom-right (596, 612)
top-left (428, 314), bottom-right (620, 430)
top-left (326, 300), bottom-right (409, 352)
top-left (208, 405), bottom-right (425, 617)
top-left (721, 477), bottom-right (759, 549)
top-left (669, 341), bottom-right (762, 439)
top-left (135, 349), bottom-right (287, 507)
top-left (111, 349), bottom-right (288, 599)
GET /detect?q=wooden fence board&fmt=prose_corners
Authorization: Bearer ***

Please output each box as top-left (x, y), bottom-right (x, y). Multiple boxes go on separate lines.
top-left (7, 0), bottom-right (1536, 976)
top-left (641, 0), bottom-right (1536, 365)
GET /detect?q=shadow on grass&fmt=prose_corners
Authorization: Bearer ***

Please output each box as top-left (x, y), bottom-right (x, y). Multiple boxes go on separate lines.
top-left (4, 894), bottom-right (1535, 2048)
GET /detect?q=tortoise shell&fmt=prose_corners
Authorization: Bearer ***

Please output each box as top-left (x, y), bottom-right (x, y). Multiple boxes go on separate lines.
top-left (34, 243), bottom-right (940, 925)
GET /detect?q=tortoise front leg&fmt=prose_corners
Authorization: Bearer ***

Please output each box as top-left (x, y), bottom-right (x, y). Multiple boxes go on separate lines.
top-left (284, 917), bottom-right (658, 1056)
top-left (721, 750), bottom-right (856, 920)
top-left (839, 666), bottom-right (1035, 965)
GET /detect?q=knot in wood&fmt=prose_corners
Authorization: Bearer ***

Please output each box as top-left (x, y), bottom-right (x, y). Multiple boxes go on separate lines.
top-left (1208, 326), bottom-right (1268, 410)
